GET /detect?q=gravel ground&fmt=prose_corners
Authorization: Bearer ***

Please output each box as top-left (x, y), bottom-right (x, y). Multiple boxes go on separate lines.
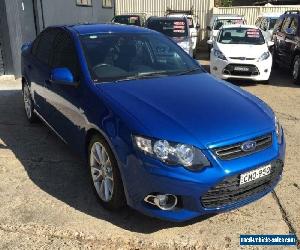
top-left (0, 57), bottom-right (299, 249)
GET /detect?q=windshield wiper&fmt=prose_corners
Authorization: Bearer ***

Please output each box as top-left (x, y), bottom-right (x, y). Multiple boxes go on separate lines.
top-left (176, 68), bottom-right (202, 76)
top-left (114, 71), bottom-right (168, 83)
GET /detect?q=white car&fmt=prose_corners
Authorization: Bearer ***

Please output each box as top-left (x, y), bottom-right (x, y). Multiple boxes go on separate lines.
top-left (166, 13), bottom-right (200, 51)
top-left (207, 15), bottom-right (246, 52)
top-left (210, 25), bottom-right (273, 83)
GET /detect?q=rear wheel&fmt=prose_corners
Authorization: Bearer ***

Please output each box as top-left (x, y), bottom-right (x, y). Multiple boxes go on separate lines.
top-left (23, 83), bottom-right (37, 123)
top-left (88, 134), bottom-right (126, 210)
top-left (292, 55), bottom-right (300, 85)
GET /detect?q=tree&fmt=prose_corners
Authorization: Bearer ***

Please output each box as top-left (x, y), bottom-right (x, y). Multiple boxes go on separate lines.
top-left (215, 0), bottom-right (233, 7)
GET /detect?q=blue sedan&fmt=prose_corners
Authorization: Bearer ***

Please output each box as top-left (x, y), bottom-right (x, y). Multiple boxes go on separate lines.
top-left (21, 24), bottom-right (285, 222)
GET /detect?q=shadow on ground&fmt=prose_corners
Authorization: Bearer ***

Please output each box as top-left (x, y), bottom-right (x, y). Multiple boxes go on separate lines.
top-left (0, 88), bottom-right (215, 234)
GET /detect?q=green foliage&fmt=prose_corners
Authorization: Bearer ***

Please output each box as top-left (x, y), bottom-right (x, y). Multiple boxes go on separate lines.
top-left (219, 0), bottom-right (233, 7)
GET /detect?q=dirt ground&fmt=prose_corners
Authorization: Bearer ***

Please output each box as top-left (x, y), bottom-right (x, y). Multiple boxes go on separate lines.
top-left (0, 56), bottom-right (299, 249)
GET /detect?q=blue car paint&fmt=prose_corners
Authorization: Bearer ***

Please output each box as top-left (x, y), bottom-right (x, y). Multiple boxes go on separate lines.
top-left (21, 24), bottom-right (286, 222)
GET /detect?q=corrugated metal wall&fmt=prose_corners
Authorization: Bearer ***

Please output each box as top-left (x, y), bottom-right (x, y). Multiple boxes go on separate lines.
top-left (115, 0), bottom-right (214, 42)
top-left (213, 6), bottom-right (300, 25)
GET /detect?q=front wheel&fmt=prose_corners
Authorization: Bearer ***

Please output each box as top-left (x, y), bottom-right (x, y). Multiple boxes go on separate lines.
top-left (88, 134), bottom-right (126, 210)
top-left (292, 55), bottom-right (300, 85)
top-left (23, 83), bottom-right (37, 123)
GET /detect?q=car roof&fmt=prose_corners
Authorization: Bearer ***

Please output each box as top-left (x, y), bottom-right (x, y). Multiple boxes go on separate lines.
top-left (148, 16), bottom-right (187, 21)
top-left (215, 16), bottom-right (244, 20)
top-left (66, 23), bottom-right (153, 35)
top-left (220, 24), bottom-right (258, 29)
top-left (258, 13), bottom-right (282, 18)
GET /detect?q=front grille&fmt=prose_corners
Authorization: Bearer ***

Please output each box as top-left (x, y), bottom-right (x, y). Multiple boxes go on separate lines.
top-left (201, 160), bottom-right (283, 209)
top-left (223, 64), bottom-right (259, 76)
top-left (213, 133), bottom-right (272, 161)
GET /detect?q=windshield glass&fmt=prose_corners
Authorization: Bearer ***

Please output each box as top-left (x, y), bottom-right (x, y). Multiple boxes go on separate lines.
top-left (113, 16), bottom-right (140, 26)
top-left (147, 19), bottom-right (188, 37)
top-left (269, 18), bottom-right (278, 30)
top-left (80, 33), bottom-right (202, 83)
top-left (218, 27), bottom-right (265, 45)
top-left (213, 19), bottom-right (245, 30)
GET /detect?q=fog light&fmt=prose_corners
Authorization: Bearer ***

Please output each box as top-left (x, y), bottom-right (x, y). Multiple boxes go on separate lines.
top-left (144, 194), bottom-right (178, 210)
top-left (213, 66), bottom-right (218, 71)
top-left (264, 69), bottom-right (268, 73)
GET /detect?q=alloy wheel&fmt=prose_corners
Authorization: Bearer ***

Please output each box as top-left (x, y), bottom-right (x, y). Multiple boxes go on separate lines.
top-left (23, 85), bottom-right (32, 119)
top-left (90, 142), bottom-right (114, 202)
top-left (293, 57), bottom-right (300, 81)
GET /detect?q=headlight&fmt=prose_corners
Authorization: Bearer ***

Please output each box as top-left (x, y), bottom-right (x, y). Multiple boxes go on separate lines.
top-left (275, 116), bottom-right (283, 144)
top-left (214, 49), bottom-right (227, 60)
top-left (258, 52), bottom-right (270, 62)
top-left (133, 136), bottom-right (210, 171)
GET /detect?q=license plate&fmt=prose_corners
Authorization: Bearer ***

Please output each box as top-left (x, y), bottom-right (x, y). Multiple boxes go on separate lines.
top-left (240, 165), bottom-right (272, 185)
top-left (234, 66), bottom-right (249, 71)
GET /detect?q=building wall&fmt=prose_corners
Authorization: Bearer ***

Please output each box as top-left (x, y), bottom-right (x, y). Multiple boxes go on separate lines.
top-left (115, 0), bottom-right (214, 44)
top-left (0, 0), bottom-right (114, 77)
top-left (213, 5), bottom-right (300, 25)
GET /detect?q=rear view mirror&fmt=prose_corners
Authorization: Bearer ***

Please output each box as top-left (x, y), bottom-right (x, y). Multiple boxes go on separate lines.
top-left (267, 41), bottom-right (274, 47)
top-left (50, 68), bottom-right (78, 87)
top-left (207, 26), bottom-right (212, 31)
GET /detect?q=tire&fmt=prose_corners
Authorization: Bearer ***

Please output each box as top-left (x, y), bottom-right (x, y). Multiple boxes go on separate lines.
top-left (22, 83), bottom-right (37, 123)
top-left (260, 80), bottom-right (270, 85)
top-left (88, 134), bottom-right (126, 211)
top-left (292, 55), bottom-right (300, 85)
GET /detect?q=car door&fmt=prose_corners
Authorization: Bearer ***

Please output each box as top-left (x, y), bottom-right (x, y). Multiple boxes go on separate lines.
top-left (46, 30), bottom-right (86, 147)
top-left (29, 28), bottom-right (61, 119)
top-left (276, 16), bottom-right (292, 62)
top-left (285, 17), bottom-right (299, 66)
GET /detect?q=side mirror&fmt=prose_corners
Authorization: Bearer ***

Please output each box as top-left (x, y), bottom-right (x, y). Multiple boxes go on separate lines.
top-left (207, 39), bottom-right (213, 45)
top-left (267, 41), bottom-right (274, 47)
top-left (206, 26), bottom-right (212, 31)
top-left (50, 68), bottom-right (78, 87)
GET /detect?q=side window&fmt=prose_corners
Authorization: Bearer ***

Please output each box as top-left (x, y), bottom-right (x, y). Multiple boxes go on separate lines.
top-left (255, 17), bottom-right (261, 27)
top-left (290, 18), bottom-right (298, 35)
top-left (260, 18), bottom-right (268, 31)
top-left (274, 17), bottom-right (284, 32)
top-left (281, 17), bottom-right (292, 33)
top-left (51, 31), bottom-right (79, 79)
top-left (35, 29), bottom-right (60, 65)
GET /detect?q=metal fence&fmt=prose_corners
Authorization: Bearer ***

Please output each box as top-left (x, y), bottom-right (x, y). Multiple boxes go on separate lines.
top-left (213, 5), bottom-right (300, 25)
top-left (115, 0), bottom-right (214, 41)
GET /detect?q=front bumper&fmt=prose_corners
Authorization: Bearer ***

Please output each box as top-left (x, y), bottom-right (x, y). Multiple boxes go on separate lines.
top-left (210, 56), bottom-right (272, 81)
top-left (121, 131), bottom-right (285, 222)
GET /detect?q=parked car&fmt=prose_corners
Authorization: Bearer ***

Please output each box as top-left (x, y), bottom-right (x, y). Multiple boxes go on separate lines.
top-left (166, 8), bottom-right (200, 53)
top-left (111, 14), bottom-right (147, 27)
top-left (207, 15), bottom-right (246, 52)
top-left (272, 10), bottom-right (300, 84)
top-left (255, 13), bottom-right (281, 42)
top-left (210, 25), bottom-right (273, 83)
top-left (21, 24), bottom-right (285, 222)
top-left (146, 16), bottom-right (193, 57)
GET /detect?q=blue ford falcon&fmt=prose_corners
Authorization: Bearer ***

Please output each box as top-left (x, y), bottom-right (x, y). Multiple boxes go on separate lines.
top-left (21, 24), bottom-right (285, 222)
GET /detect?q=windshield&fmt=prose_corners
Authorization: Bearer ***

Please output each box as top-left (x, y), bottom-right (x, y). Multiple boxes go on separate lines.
top-left (113, 16), bottom-right (141, 26)
top-left (218, 27), bottom-right (265, 45)
top-left (269, 18), bottom-right (278, 30)
top-left (80, 33), bottom-right (202, 83)
top-left (213, 19), bottom-right (245, 30)
top-left (147, 19), bottom-right (188, 37)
